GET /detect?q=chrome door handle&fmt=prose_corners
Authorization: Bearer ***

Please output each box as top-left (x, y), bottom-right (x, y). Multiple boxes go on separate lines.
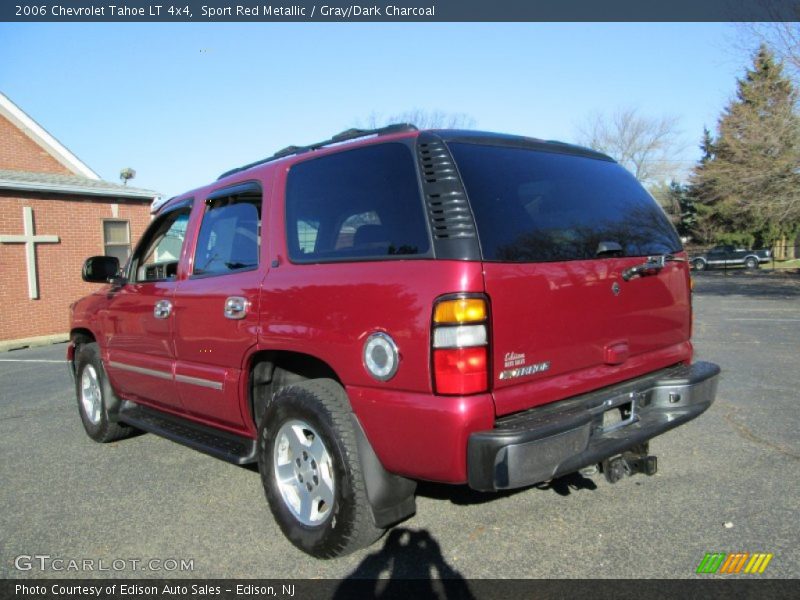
top-left (154, 300), bottom-right (172, 319)
top-left (224, 296), bottom-right (249, 320)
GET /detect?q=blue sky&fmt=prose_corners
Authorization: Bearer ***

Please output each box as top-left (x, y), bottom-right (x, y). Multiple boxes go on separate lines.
top-left (1, 23), bottom-right (753, 197)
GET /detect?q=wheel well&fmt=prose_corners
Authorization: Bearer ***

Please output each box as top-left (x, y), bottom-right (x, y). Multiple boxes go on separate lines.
top-left (69, 329), bottom-right (96, 372)
top-left (249, 351), bottom-right (342, 427)
top-left (71, 328), bottom-right (96, 345)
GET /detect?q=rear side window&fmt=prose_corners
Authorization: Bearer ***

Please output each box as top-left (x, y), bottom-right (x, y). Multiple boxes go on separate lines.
top-left (285, 143), bottom-right (430, 262)
top-left (448, 143), bottom-right (682, 262)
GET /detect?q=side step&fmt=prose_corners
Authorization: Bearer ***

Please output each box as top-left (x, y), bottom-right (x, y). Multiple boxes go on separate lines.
top-left (119, 402), bottom-right (257, 465)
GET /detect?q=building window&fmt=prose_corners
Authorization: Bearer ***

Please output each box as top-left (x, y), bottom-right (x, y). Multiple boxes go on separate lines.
top-left (103, 220), bottom-right (131, 265)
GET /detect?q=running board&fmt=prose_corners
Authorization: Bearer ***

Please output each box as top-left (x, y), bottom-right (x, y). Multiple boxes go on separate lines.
top-left (118, 403), bottom-right (257, 465)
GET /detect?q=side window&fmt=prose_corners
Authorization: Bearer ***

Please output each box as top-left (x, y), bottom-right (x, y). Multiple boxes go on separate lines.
top-left (103, 220), bottom-right (131, 265)
top-left (193, 189), bottom-right (261, 277)
top-left (130, 207), bottom-right (191, 282)
top-left (285, 143), bottom-right (430, 262)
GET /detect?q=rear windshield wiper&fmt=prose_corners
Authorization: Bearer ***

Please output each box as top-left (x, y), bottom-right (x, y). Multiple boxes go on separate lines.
top-left (622, 254), bottom-right (685, 281)
top-left (596, 241), bottom-right (624, 258)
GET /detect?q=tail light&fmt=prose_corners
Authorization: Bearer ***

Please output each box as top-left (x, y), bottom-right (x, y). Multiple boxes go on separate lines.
top-left (432, 296), bottom-right (489, 395)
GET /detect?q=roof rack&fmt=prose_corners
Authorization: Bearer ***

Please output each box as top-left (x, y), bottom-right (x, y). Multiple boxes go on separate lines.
top-left (217, 123), bottom-right (418, 180)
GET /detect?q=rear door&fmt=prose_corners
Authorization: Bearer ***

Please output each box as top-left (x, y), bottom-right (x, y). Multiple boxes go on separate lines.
top-left (171, 181), bottom-right (265, 430)
top-left (447, 142), bottom-right (691, 416)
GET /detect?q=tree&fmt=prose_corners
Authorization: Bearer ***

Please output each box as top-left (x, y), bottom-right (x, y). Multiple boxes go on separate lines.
top-left (737, 21), bottom-right (800, 87)
top-left (575, 107), bottom-right (684, 184)
top-left (691, 45), bottom-right (800, 254)
top-left (359, 109), bottom-right (476, 130)
top-left (119, 167), bottom-right (136, 186)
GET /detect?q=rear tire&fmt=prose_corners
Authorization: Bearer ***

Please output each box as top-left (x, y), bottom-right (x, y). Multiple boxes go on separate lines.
top-left (74, 343), bottom-right (134, 443)
top-left (257, 379), bottom-right (384, 558)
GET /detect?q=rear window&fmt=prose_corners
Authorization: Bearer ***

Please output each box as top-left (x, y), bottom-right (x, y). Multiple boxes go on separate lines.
top-left (285, 143), bottom-right (430, 262)
top-left (448, 143), bottom-right (681, 262)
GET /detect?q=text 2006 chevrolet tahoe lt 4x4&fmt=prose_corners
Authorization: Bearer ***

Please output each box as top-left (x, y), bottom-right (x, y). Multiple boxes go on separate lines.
top-left (70, 125), bottom-right (720, 558)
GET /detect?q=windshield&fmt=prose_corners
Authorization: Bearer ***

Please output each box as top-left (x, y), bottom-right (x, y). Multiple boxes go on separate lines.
top-left (448, 142), bottom-right (682, 263)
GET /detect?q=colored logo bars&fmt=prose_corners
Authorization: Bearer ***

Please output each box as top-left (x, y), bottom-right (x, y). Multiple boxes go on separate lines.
top-left (697, 552), bottom-right (774, 574)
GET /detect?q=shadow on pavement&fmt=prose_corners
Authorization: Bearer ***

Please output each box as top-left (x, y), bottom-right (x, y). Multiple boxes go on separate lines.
top-left (334, 528), bottom-right (474, 599)
top-left (416, 471), bottom-right (597, 505)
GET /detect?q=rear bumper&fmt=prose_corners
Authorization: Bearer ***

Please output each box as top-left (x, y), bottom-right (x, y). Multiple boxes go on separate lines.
top-left (467, 361), bottom-right (720, 491)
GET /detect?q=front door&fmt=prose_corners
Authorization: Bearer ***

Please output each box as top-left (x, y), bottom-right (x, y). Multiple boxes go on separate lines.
top-left (172, 182), bottom-right (266, 429)
top-left (103, 203), bottom-right (192, 411)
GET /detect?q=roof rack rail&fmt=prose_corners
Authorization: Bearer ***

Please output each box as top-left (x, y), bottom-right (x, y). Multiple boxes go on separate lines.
top-left (217, 122), bottom-right (418, 180)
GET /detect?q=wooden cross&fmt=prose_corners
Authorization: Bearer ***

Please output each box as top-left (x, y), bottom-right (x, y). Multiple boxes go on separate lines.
top-left (0, 206), bottom-right (60, 299)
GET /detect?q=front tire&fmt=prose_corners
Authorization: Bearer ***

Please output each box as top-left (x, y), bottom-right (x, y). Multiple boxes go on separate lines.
top-left (693, 259), bottom-right (707, 271)
top-left (74, 343), bottom-right (134, 443)
top-left (745, 257), bottom-right (759, 269)
top-left (257, 379), bottom-right (383, 558)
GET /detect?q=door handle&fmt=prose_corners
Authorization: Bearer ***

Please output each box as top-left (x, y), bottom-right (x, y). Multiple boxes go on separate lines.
top-left (154, 300), bottom-right (172, 319)
top-left (224, 296), bottom-right (249, 320)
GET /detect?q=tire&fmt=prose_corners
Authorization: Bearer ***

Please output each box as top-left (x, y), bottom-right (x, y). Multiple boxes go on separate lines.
top-left (74, 343), bottom-right (134, 443)
top-left (257, 379), bottom-right (384, 558)
top-left (692, 259), bottom-right (707, 271)
top-left (745, 257), bottom-right (759, 270)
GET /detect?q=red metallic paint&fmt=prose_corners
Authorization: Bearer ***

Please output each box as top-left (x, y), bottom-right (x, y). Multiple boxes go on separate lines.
top-left (70, 130), bottom-right (696, 484)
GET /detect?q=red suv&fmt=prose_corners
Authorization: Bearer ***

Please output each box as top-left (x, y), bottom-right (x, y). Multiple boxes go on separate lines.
top-left (70, 125), bottom-right (719, 558)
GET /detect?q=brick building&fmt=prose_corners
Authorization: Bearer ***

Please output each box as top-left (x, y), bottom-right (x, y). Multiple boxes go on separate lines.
top-left (0, 92), bottom-right (159, 348)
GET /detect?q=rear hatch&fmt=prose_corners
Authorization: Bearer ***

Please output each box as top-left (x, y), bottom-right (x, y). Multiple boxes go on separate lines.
top-left (447, 141), bottom-right (692, 416)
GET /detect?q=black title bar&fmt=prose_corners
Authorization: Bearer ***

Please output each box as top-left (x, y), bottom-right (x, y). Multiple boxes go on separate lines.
top-left (3, 0), bottom-right (800, 22)
top-left (2, 579), bottom-right (799, 600)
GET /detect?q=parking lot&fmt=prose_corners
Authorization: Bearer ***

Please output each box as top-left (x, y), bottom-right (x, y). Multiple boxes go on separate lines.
top-left (1, 272), bottom-right (798, 580)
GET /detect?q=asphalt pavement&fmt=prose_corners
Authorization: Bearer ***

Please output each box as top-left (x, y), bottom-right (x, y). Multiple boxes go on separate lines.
top-left (1, 271), bottom-right (798, 580)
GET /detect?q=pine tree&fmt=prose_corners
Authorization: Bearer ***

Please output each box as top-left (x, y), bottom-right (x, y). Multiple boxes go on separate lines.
top-left (692, 45), bottom-right (800, 248)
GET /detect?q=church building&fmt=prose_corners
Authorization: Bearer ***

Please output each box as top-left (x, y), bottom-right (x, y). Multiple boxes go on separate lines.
top-left (0, 92), bottom-right (159, 349)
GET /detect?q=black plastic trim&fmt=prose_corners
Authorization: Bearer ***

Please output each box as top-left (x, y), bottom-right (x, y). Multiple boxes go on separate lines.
top-left (118, 402), bottom-right (257, 465)
top-left (351, 414), bottom-right (417, 528)
top-left (436, 130), bottom-right (614, 162)
top-left (217, 123), bottom-right (418, 180)
top-left (468, 361), bottom-right (720, 491)
top-left (205, 180), bottom-right (262, 203)
top-left (415, 132), bottom-right (482, 261)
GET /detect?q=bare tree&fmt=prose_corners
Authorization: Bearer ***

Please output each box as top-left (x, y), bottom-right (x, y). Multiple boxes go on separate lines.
top-left (736, 21), bottom-right (800, 85)
top-left (575, 107), bottom-right (684, 184)
top-left (360, 109), bottom-right (476, 130)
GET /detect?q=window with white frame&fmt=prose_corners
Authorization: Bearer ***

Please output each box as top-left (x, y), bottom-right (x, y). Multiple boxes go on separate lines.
top-left (103, 220), bottom-right (131, 265)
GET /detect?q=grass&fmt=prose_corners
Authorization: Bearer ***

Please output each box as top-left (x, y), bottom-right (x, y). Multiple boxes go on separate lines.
top-left (764, 258), bottom-right (800, 270)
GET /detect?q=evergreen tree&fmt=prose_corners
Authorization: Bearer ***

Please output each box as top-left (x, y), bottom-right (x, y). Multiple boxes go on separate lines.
top-left (692, 45), bottom-right (800, 248)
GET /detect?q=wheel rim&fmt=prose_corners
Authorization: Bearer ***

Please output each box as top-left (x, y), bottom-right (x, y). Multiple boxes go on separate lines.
top-left (273, 419), bottom-right (335, 526)
top-left (80, 365), bottom-right (102, 425)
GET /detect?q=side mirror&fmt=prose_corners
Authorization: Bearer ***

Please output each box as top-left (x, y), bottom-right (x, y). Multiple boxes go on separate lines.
top-left (82, 256), bottom-right (121, 283)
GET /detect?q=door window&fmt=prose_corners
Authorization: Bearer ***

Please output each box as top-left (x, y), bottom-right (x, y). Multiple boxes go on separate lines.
top-left (193, 188), bottom-right (261, 277)
top-left (130, 207), bottom-right (191, 282)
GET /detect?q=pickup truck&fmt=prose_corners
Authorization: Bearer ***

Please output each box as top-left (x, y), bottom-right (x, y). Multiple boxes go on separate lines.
top-left (690, 245), bottom-right (771, 271)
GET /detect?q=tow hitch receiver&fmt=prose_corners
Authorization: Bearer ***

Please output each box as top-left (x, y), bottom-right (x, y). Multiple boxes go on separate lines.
top-left (602, 445), bottom-right (658, 484)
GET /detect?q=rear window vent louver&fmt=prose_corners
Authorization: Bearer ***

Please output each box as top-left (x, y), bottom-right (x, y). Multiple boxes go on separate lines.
top-left (416, 136), bottom-right (477, 241)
